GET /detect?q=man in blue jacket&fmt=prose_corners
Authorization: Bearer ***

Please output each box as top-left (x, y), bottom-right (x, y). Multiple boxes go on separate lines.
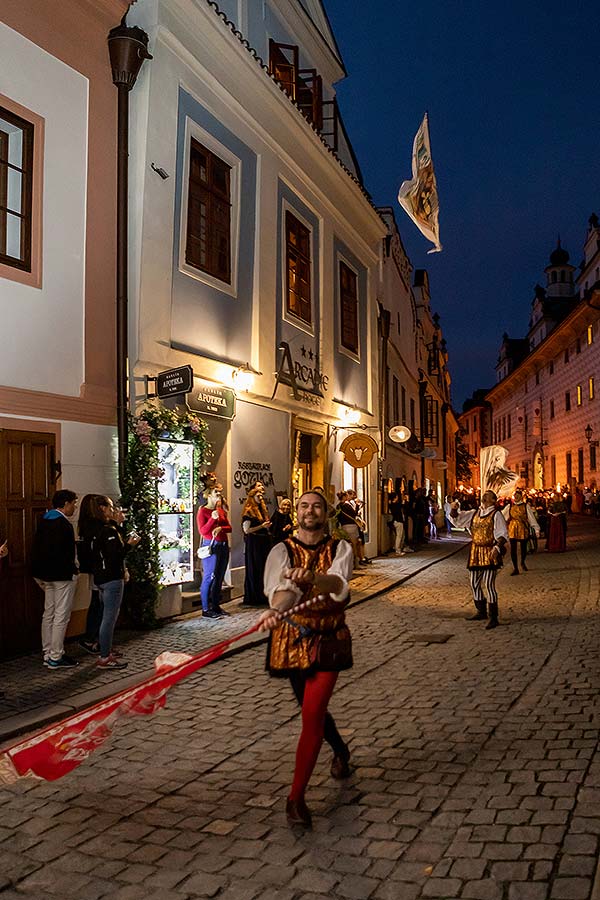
top-left (31, 489), bottom-right (79, 669)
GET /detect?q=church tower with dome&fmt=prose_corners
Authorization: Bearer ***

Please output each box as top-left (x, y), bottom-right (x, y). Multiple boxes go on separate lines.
top-left (544, 238), bottom-right (576, 299)
top-left (528, 239), bottom-right (578, 350)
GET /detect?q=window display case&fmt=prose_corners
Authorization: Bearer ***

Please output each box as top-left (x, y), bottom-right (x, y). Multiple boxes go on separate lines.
top-left (157, 440), bottom-right (194, 585)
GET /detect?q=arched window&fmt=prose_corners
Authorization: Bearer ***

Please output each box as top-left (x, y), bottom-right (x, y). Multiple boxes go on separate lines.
top-left (551, 272), bottom-right (557, 283)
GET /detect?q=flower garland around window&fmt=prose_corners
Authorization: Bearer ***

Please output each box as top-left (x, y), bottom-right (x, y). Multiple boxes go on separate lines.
top-left (120, 404), bottom-right (211, 627)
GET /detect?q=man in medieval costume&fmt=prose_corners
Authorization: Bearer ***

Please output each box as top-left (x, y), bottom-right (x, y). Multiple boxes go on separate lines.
top-left (502, 489), bottom-right (540, 575)
top-left (451, 490), bottom-right (509, 630)
top-left (259, 490), bottom-right (354, 829)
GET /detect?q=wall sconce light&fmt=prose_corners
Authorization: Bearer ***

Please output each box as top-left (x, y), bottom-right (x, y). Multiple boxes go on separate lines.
top-left (342, 406), bottom-right (361, 426)
top-left (231, 362), bottom-right (260, 393)
top-left (388, 424), bottom-right (411, 444)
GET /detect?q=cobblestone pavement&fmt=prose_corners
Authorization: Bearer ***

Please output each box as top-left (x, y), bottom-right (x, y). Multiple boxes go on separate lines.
top-left (2, 519), bottom-right (600, 899)
top-left (0, 537), bottom-right (465, 740)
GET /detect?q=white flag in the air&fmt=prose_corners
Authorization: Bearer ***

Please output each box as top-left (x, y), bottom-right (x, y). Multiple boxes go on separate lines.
top-left (398, 113), bottom-right (442, 253)
top-left (480, 445), bottom-right (519, 499)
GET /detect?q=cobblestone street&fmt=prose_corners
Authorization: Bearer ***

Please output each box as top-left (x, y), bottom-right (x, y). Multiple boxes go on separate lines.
top-left (2, 518), bottom-right (600, 899)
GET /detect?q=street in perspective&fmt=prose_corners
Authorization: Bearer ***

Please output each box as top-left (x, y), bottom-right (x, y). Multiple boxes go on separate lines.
top-left (2, 520), bottom-right (600, 899)
top-left (2, 0), bottom-right (600, 898)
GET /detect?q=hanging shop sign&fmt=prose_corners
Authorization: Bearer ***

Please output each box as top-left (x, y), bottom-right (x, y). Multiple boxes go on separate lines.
top-left (156, 365), bottom-right (194, 398)
top-left (187, 380), bottom-right (236, 420)
top-left (339, 433), bottom-right (378, 468)
top-left (272, 341), bottom-right (329, 403)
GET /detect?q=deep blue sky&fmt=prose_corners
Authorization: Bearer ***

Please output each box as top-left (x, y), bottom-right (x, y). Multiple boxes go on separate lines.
top-left (324, 0), bottom-right (600, 409)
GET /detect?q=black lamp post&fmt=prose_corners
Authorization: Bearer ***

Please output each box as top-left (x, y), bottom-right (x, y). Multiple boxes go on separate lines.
top-left (585, 424), bottom-right (593, 443)
top-left (108, 17), bottom-right (152, 491)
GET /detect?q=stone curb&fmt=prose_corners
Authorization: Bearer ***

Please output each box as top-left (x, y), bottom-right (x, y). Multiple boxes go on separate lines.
top-left (0, 542), bottom-right (466, 749)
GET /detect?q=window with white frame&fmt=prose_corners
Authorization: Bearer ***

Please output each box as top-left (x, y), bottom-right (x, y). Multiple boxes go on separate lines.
top-left (179, 119), bottom-right (240, 296)
top-left (0, 104), bottom-right (33, 272)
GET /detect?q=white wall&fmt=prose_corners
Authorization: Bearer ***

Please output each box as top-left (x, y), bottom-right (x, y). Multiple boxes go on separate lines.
top-left (0, 23), bottom-right (88, 396)
top-left (59, 421), bottom-right (119, 499)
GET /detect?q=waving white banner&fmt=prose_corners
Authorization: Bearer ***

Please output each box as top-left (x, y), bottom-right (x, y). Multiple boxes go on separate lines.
top-left (480, 445), bottom-right (519, 498)
top-left (398, 113), bottom-right (442, 253)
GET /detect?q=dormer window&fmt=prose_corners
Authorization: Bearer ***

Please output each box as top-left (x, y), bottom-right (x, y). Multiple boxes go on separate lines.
top-left (268, 41), bottom-right (298, 99)
top-left (269, 39), bottom-right (334, 142)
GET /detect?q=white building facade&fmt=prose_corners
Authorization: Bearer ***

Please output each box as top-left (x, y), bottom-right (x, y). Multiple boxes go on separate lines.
top-left (127, 0), bottom-right (385, 605)
top-left (377, 208), bottom-right (458, 549)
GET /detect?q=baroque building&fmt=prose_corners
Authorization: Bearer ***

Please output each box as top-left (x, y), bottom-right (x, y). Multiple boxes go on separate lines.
top-left (484, 219), bottom-right (600, 490)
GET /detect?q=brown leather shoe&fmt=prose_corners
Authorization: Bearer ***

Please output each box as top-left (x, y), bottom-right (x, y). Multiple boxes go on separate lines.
top-left (286, 797), bottom-right (312, 828)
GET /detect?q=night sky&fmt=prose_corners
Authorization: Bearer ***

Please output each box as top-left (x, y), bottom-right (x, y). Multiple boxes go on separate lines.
top-left (323, 0), bottom-right (600, 409)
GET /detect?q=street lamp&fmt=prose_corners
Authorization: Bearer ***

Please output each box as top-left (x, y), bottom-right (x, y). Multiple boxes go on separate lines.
top-left (584, 424), bottom-right (599, 448)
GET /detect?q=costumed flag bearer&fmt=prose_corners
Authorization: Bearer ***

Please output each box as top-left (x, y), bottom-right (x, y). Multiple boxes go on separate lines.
top-left (451, 490), bottom-right (508, 630)
top-left (259, 490), bottom-right (354, 829)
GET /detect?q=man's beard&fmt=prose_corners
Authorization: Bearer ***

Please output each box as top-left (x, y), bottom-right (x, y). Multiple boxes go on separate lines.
top-left (299, 516), bottom-right (325, 532)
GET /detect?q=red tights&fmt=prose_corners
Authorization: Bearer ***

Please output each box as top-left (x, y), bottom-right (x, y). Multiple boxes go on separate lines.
top-left (289, 670), bottom-right (338, 803)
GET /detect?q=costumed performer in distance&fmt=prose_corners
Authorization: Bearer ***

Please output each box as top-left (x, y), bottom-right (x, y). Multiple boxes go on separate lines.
top-left (258, 490), bottom-right (354, 829)
top-left (502, 489), bottom-right (540, 575)
top-left (451, 489), bottom-right (508, 630)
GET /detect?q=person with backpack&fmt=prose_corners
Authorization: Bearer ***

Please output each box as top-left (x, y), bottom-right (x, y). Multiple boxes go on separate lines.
top-left (91, 496), bottom-right (140, 669)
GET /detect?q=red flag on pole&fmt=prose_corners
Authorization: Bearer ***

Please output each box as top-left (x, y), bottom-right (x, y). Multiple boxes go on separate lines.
top-left (0, 624), bottom-right (260, 785)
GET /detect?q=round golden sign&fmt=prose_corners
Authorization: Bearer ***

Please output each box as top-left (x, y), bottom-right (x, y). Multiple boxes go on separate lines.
top-left (339, 433), bottom-right (379, 468)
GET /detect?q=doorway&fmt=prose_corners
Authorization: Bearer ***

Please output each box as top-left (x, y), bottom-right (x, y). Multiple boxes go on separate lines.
top-left (0, 429), bottom-right (56, 658)
top-left (292, 417), bottom-right (328, 502)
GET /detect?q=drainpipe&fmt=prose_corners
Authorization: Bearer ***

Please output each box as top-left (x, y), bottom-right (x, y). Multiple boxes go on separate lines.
top-left (108, 16), bottom-right (152, 491)
top-left (418, 371), bottom-right (427, 485)
top-left (441, 401), bottom-right (449, 496)
top-left (377, 303), bottom-right (391, 555)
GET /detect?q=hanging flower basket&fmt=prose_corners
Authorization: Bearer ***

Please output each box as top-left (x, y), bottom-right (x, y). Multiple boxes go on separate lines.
top-left (120, 403), bottom-right (211, 628)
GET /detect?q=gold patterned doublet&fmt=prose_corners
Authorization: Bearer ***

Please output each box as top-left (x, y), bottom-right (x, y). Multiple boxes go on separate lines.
top-left (468, 511), bottom-right (498, 569)
top-left (507, 503), bottom-right (529, 541)
top-left (267, 537), bottom-right (351, 674)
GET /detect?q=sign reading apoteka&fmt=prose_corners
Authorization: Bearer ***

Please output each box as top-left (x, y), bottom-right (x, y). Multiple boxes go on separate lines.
top-left (157, 365), bottom-right (194, 398)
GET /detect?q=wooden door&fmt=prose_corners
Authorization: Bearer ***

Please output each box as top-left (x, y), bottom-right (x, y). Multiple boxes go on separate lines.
top-left (0, 429), bottom-right (56, 658)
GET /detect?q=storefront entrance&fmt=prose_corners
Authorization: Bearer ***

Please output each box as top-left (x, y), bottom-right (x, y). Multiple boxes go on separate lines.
top-left (0, 429), bottom-right (56, 658)
top-left (292, 417), bottom-right (328, 500)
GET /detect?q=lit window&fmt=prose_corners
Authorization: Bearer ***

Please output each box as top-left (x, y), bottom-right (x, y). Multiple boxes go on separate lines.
top-left (285, 211), bottom-right (312, 325)
top-left (577, 384), bottom-right (582, 406)
top-left (588, 324), bottom-right (594, 345)
top-left (590, 376), bottom-right (595, 400)
top-left (339, 260), bottom-right (359, 355)
top-left (185, 139), bottom-right (231, 283)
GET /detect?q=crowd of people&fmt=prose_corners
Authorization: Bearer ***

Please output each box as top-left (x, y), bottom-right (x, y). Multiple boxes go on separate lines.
top-left (27, 489), bottom-right (140, 671)
top-left (1, 478), bottom-right (592, 832)
top-left (386, 487), bottom-right (452, 553)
